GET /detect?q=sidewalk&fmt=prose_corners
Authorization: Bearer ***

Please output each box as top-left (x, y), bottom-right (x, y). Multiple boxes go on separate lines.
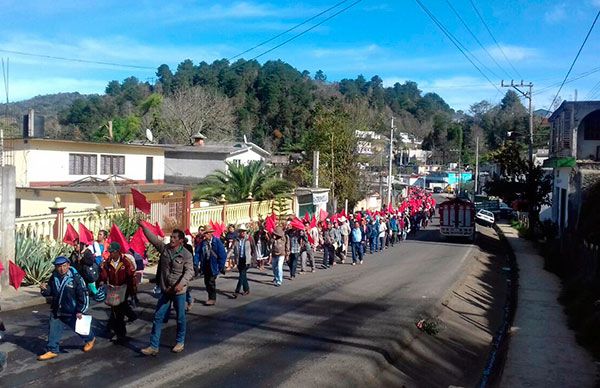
top-left (497, 223), bottom-right (598, 387)
top-left (0, 265), bottom-right (159, 313)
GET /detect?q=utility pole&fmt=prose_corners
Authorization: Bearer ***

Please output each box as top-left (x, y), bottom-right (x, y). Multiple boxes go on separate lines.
top-left (387, 117), bottom-right (394, 206)
top-left (501, 80), bottom-right (534, 165)
top-left (474, 137), bottom-right (479, 194)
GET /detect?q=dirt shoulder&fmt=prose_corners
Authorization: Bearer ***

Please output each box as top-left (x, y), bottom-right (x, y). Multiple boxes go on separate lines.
top-left (388, 226), bottom-right (510, 387)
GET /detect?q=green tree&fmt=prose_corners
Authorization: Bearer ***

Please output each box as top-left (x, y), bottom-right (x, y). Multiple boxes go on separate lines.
top-left (194, 161), bottom-right (294, 203)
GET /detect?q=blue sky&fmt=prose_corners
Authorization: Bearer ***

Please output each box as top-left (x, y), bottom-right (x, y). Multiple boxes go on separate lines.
top-left (0, 0), bottom-right (599, 111)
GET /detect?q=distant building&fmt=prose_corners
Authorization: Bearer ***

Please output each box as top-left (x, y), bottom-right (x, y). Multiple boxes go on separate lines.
top-left (546, 100), bottom-right (600, 235)
top-left (163, 140), bottom-right (270, 185)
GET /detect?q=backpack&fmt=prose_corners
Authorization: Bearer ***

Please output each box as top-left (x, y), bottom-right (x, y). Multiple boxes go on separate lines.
top-left (81, 262), bottom-right (99, 283)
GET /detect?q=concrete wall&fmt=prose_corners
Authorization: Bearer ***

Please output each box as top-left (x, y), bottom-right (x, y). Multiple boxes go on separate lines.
top-left (0, 166), bottom-right (16, 293)
top-left (226, 149), bottom-right (264, 165)
top-left (165, 158), bottom-right (226, 183)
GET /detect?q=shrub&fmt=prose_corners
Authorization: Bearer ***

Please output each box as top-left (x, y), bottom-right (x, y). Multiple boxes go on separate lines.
top-left (15, 234), bottom-right (71, 286)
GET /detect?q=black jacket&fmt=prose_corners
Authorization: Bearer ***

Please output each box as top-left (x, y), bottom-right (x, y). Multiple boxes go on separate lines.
top-left (41, 267), bottom-right (89, 317)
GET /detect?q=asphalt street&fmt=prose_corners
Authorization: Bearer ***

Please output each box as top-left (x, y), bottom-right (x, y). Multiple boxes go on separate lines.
top-left (0, 216), bottom-right (477, 387)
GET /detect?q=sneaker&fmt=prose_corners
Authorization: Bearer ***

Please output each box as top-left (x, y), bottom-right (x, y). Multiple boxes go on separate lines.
top-left (186, 301), bottom-right (193, 312)
top-left (141, 346), bottom-right (159, 356)
top-left (205, 299), bottom-right (216, 306)
top-left (359, 260), bottom-right (363, 265)
top-left (37, 351), bottom-right (58, 361)
top-left (82, 337), bottom-right (96, 352)
top-left (172, 343), bottom-right (185, 353)
top-left (352, 262), bottom-right (356, 266)
top-left (242, 291), bottom-right (250, 296)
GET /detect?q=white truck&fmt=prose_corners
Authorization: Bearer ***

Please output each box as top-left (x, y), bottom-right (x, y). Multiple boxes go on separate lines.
top-left (438, 197), bottom-right (476, 241)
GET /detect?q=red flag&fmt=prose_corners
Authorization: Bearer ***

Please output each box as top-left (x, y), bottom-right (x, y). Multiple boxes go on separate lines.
top-left (9, 261), bottom-right (26, 290)
top-left (78, 223), bottom-right (94, 245)
top-left (265, 216), bottom-right (275, 234)
top-left (63, 223), bottom-right (79, 246)
top-left (131, 188), bottom-right (151, 214)
top-left (307, 233), bottom-right (315, 245)
top-left (109, 224), bottom-right (130, 253)
top-left (367, 209), bottom-right (373, 217)
top-left (290, 218), bottom-right (305, 230)
top-left (303, 212), bottom-right (310, 222)
top-left (185, 228), bottom-right (192, 236)
top-left (0, 260), bottom-right (4, 276)
top-left (330, 214), bottom-right (338, 224)
top-left (355, 212), bottom-right (362, 222)
top-left (340, 209), bottom-right (347, 218)
top-left (319, 209), bottom-right (328, 221)
top-left (387, 202), bottom-right (394, 214)
top-left (129, 227), bottom-right (148, 256)
top-left (309, 215), bottom-right (317, 229)
top-left (154, 222), bottom-right (165, 238)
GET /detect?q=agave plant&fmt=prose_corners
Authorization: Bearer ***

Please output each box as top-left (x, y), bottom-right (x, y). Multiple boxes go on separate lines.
top-left (14, 234), bottom-right (71, 286)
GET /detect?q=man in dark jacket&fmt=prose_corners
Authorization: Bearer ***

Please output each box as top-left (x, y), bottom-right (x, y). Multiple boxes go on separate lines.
top-left (139, 224), bottom-right (194, 356)
top-left (197, 227), bottom-right (227, 305)
top-left (38, 256), bottom-right (95, 361)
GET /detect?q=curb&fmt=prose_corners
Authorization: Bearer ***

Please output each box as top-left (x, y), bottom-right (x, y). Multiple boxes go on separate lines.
top-left (478, 223), bottom-right (520, 388)
top-left (0, 295), bottom-right (48, 313)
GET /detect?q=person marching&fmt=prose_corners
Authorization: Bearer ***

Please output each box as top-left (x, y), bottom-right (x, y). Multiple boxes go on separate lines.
top-left (350, 220), bottom-right (364, 265)
top-left (139, 224), bottom-right (194, 356)
top-left (254, 223), bottom-right (271, 271)
top-left (198, 226), bottom-right (227, 306)
top-left (234, 224), bottom-right (256, 296)
top-left (270, 226), bottom-right (289, 286)
top-left (99, 242), bottom-right (136, 344)
top-left (38, 256), bottom-right (95, 361)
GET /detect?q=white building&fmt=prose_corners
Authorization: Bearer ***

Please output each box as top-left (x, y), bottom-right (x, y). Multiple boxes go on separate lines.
top-left (6, 138), bottom-right (174, 216)
top-left (163, 141), bottom-right (271, 185)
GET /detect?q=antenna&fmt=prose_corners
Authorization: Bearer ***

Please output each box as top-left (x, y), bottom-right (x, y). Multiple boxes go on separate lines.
top-left (145, 128), bottom-right (153, 143)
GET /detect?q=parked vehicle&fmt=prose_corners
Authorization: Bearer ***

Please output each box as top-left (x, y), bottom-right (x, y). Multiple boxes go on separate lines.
top-left (438, 197), bottom-right (476, 241)
top-left (433, 187), bottom-right (443, 193)
top-left (493, 202), bottom-right (516, 220)
top-left (476, 209), bottom-right (495, 227)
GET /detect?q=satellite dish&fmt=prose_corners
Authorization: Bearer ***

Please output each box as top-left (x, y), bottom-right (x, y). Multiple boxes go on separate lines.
top-left (146, 128), bottom-right (154, 142)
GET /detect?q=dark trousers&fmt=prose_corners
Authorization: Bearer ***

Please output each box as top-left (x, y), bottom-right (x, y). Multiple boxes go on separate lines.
top-left (108, 302), bottom-right (128, 338)
top-left (204, 273), bottom-right (217, 300)
top-left (235, 265), bottom-right (249, 293)
top-left (289, 253), bottom-right (299, 277)
top-left (351, 242), bottom-right (364, 263)
top-left (323, 244), bottom-right (334, 267)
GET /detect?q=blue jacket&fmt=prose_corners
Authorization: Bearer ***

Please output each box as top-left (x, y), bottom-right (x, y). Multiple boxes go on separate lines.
top-left (41, 267), bottom-right (89, 317)
top-left (197, 236), bottom-right (227, 276)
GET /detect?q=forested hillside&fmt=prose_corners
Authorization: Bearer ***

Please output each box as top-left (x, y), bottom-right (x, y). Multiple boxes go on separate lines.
top-left (1, 58), bottom-right (538, 166)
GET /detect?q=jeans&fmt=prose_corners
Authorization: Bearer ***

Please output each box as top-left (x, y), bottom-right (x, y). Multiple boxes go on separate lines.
top-left (272, 255), bottom-right (284, 285)
top-left (235, 265), bottom-right (249, 293)
top-left (288, 253), bottom-right (299, 277)
top-left (351, 242), bottom-right (363, 263)
top-left (203, 273), bottom-right (217, 301)
top-left (379, 236), bottom-right (385, 251)
top-left (186, 288), bottom-right (193, 304)
top-left (369, 237), bottom-right (378, 253)
top-left (47, 315), bottom-right (95, 353)
top-left (322, 244), bottom-right (334, 267)
top-left (149, 292), bottom-right (186, 349)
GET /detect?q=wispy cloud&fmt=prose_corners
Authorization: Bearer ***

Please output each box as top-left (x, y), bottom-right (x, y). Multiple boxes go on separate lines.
top-left (487, 44), bottom-right (539, 62)
top-left (544, 3), bottom-right (567, 23)
top-left (311, 44), bottom-right (382, 59)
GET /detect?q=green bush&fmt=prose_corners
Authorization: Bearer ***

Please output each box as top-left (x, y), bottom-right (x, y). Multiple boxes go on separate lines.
top-left (112, 211), bottom-right (146, 238)
top-left (15, 234), bottom-right (71, 286)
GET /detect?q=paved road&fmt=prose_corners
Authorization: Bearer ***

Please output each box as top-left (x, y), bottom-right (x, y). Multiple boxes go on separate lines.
top-left (0, 220), bottom-right (476, 387)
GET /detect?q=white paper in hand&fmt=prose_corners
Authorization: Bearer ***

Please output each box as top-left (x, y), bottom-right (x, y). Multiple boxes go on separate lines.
top-left (75, 315), bottom-right (92, 336)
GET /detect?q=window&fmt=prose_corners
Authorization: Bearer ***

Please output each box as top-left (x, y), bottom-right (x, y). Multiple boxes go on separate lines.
top-left (101, 155), bottom-right (125, 175)
top-left (69, 153), bottom-right (97, 175)
top-left (583, 110), bottom-right (600, 140)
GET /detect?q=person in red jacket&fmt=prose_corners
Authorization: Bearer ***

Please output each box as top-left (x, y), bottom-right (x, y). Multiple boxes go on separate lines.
top-left (99, 242), bottom-right (136, 344)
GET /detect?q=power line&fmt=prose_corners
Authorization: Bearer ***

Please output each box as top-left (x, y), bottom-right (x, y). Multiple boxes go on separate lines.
top-left (0, 48), bottom-right (156, 70)
top-left (250, 0), bottom-right (363, 61)
top-left (468, 0), bottom-right (522, 79)
top-left (586, 78), bottom-right (600, 99)
top-left (547, 10), bottom-right (600, 112)
top-left (444, 0), bottom-right (511, 79)
top-left (414, 0), bottom-right (501, 93)
top-left (228, 0), bottom-right (351, 61)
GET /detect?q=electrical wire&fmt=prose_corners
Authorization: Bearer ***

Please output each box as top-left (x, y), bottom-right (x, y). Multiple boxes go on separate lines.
top-left (546, 10), bottom-right (600, 113)
top-left (414, 0), bottom-right (501, 93)
top-left (250, 0), bottom-right (363, 61)
top-left (0, 48), bottom-right (156, 70)
top-left (228, 0), bottom-right (351, 61)
top-left (445, 0), bottom-right (511, 79)
top-left (468, 0), bottom-right (522, 79)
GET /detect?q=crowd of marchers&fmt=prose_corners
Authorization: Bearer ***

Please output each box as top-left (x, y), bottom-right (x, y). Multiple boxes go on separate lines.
top-left (35, 187), bottom-right (436, 360)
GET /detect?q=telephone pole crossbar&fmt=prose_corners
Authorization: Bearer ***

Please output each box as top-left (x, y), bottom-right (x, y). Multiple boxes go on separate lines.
top-left (501, 80), bottom-right (534, 165)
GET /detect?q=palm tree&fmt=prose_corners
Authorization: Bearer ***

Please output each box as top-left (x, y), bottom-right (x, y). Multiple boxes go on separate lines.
top-left (194, 160), bottom-right (294, 203)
